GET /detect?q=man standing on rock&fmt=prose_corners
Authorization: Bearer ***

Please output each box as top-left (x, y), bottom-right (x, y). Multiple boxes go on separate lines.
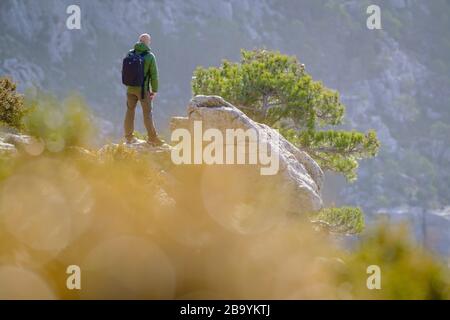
top-left (123, 33), bottom-right (163, 146)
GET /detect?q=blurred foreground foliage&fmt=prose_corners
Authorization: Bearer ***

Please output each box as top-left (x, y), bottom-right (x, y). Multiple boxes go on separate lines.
top-left (0, 147), bottom-right (448, 299)
top-left (23, 90), bottom-right (95, 151)
top-left (0, 80), bottom-right (95, 153)
top-left (342, 223), bottom-right (450, 299)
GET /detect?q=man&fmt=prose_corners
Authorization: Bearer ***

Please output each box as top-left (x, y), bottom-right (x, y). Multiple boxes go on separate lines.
top-left (124, 33), bottom-right (162, 146)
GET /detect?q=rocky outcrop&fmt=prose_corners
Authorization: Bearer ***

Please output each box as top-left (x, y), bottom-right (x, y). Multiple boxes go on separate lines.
top-left (0, 132), bottom-right (29, 155)
top-left (170, 95), bottom-right (324, 214)
top-left (98, 139), bottom-right (172, 155)
top-left (0, 132), bottom-right (46, 156)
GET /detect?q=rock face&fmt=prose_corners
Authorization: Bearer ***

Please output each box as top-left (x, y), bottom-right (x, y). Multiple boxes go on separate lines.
top-left (170, 95), bottom-right (324, 214)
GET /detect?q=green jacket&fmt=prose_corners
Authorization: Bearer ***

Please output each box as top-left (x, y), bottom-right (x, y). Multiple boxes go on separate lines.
top-left (127, 42), bottom-right (159, 95)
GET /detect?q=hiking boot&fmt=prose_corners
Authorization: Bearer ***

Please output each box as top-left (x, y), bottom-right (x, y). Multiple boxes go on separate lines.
top-left (147, 136), bottom-right (164, 147)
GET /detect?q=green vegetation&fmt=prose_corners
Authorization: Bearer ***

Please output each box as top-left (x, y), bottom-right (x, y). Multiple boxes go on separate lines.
top-left (23, 90), bottom-right (95, 151)
top-left (0, 77), bottom-right (27, 130)
top-left (192, 49), bottom-right (380, 181)
top-left (340, 223), bottom-right (450, 299)
top-left (311, 206), bottom-right (364, 234)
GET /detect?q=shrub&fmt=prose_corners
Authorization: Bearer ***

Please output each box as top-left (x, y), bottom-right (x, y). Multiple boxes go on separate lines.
top-left (340, 223), bottom-right (450, 299)
top-left (310, 206), bottom-right (365, 234)
top-left (23, 91), bottom-right (95, 151)
top-left (0, 77), bottom-right (27, 130)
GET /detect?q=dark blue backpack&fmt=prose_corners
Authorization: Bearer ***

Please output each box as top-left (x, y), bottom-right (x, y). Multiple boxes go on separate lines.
top-left (122, 50), bottom-right (148, 98)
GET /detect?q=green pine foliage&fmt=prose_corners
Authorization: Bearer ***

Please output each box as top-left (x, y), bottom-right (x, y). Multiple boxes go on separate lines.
top-left (192, 49), bottom-right (380, 181)
top-left (310, 206), bottom-right (365, 234)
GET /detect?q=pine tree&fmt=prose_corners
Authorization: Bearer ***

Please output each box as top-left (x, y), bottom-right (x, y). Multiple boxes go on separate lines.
top-left (192, 49), bottom-right (380, 180)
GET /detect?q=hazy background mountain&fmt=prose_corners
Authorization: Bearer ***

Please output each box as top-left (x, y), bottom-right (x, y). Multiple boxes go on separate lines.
top-left (1, 0), bottom-right (449, 256)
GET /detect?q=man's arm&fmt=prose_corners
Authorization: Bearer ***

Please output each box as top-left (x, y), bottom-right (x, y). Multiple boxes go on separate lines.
top-left (149, 53), bottom-right (159, 93)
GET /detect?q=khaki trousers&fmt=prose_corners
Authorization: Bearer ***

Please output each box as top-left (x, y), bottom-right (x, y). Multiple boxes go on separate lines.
top-left (124, 92), bottom-right (157, 141)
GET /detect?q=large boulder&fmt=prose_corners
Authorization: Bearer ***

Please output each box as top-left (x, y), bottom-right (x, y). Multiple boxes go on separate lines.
top-left (170, 95), bottom-right (324, 215)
